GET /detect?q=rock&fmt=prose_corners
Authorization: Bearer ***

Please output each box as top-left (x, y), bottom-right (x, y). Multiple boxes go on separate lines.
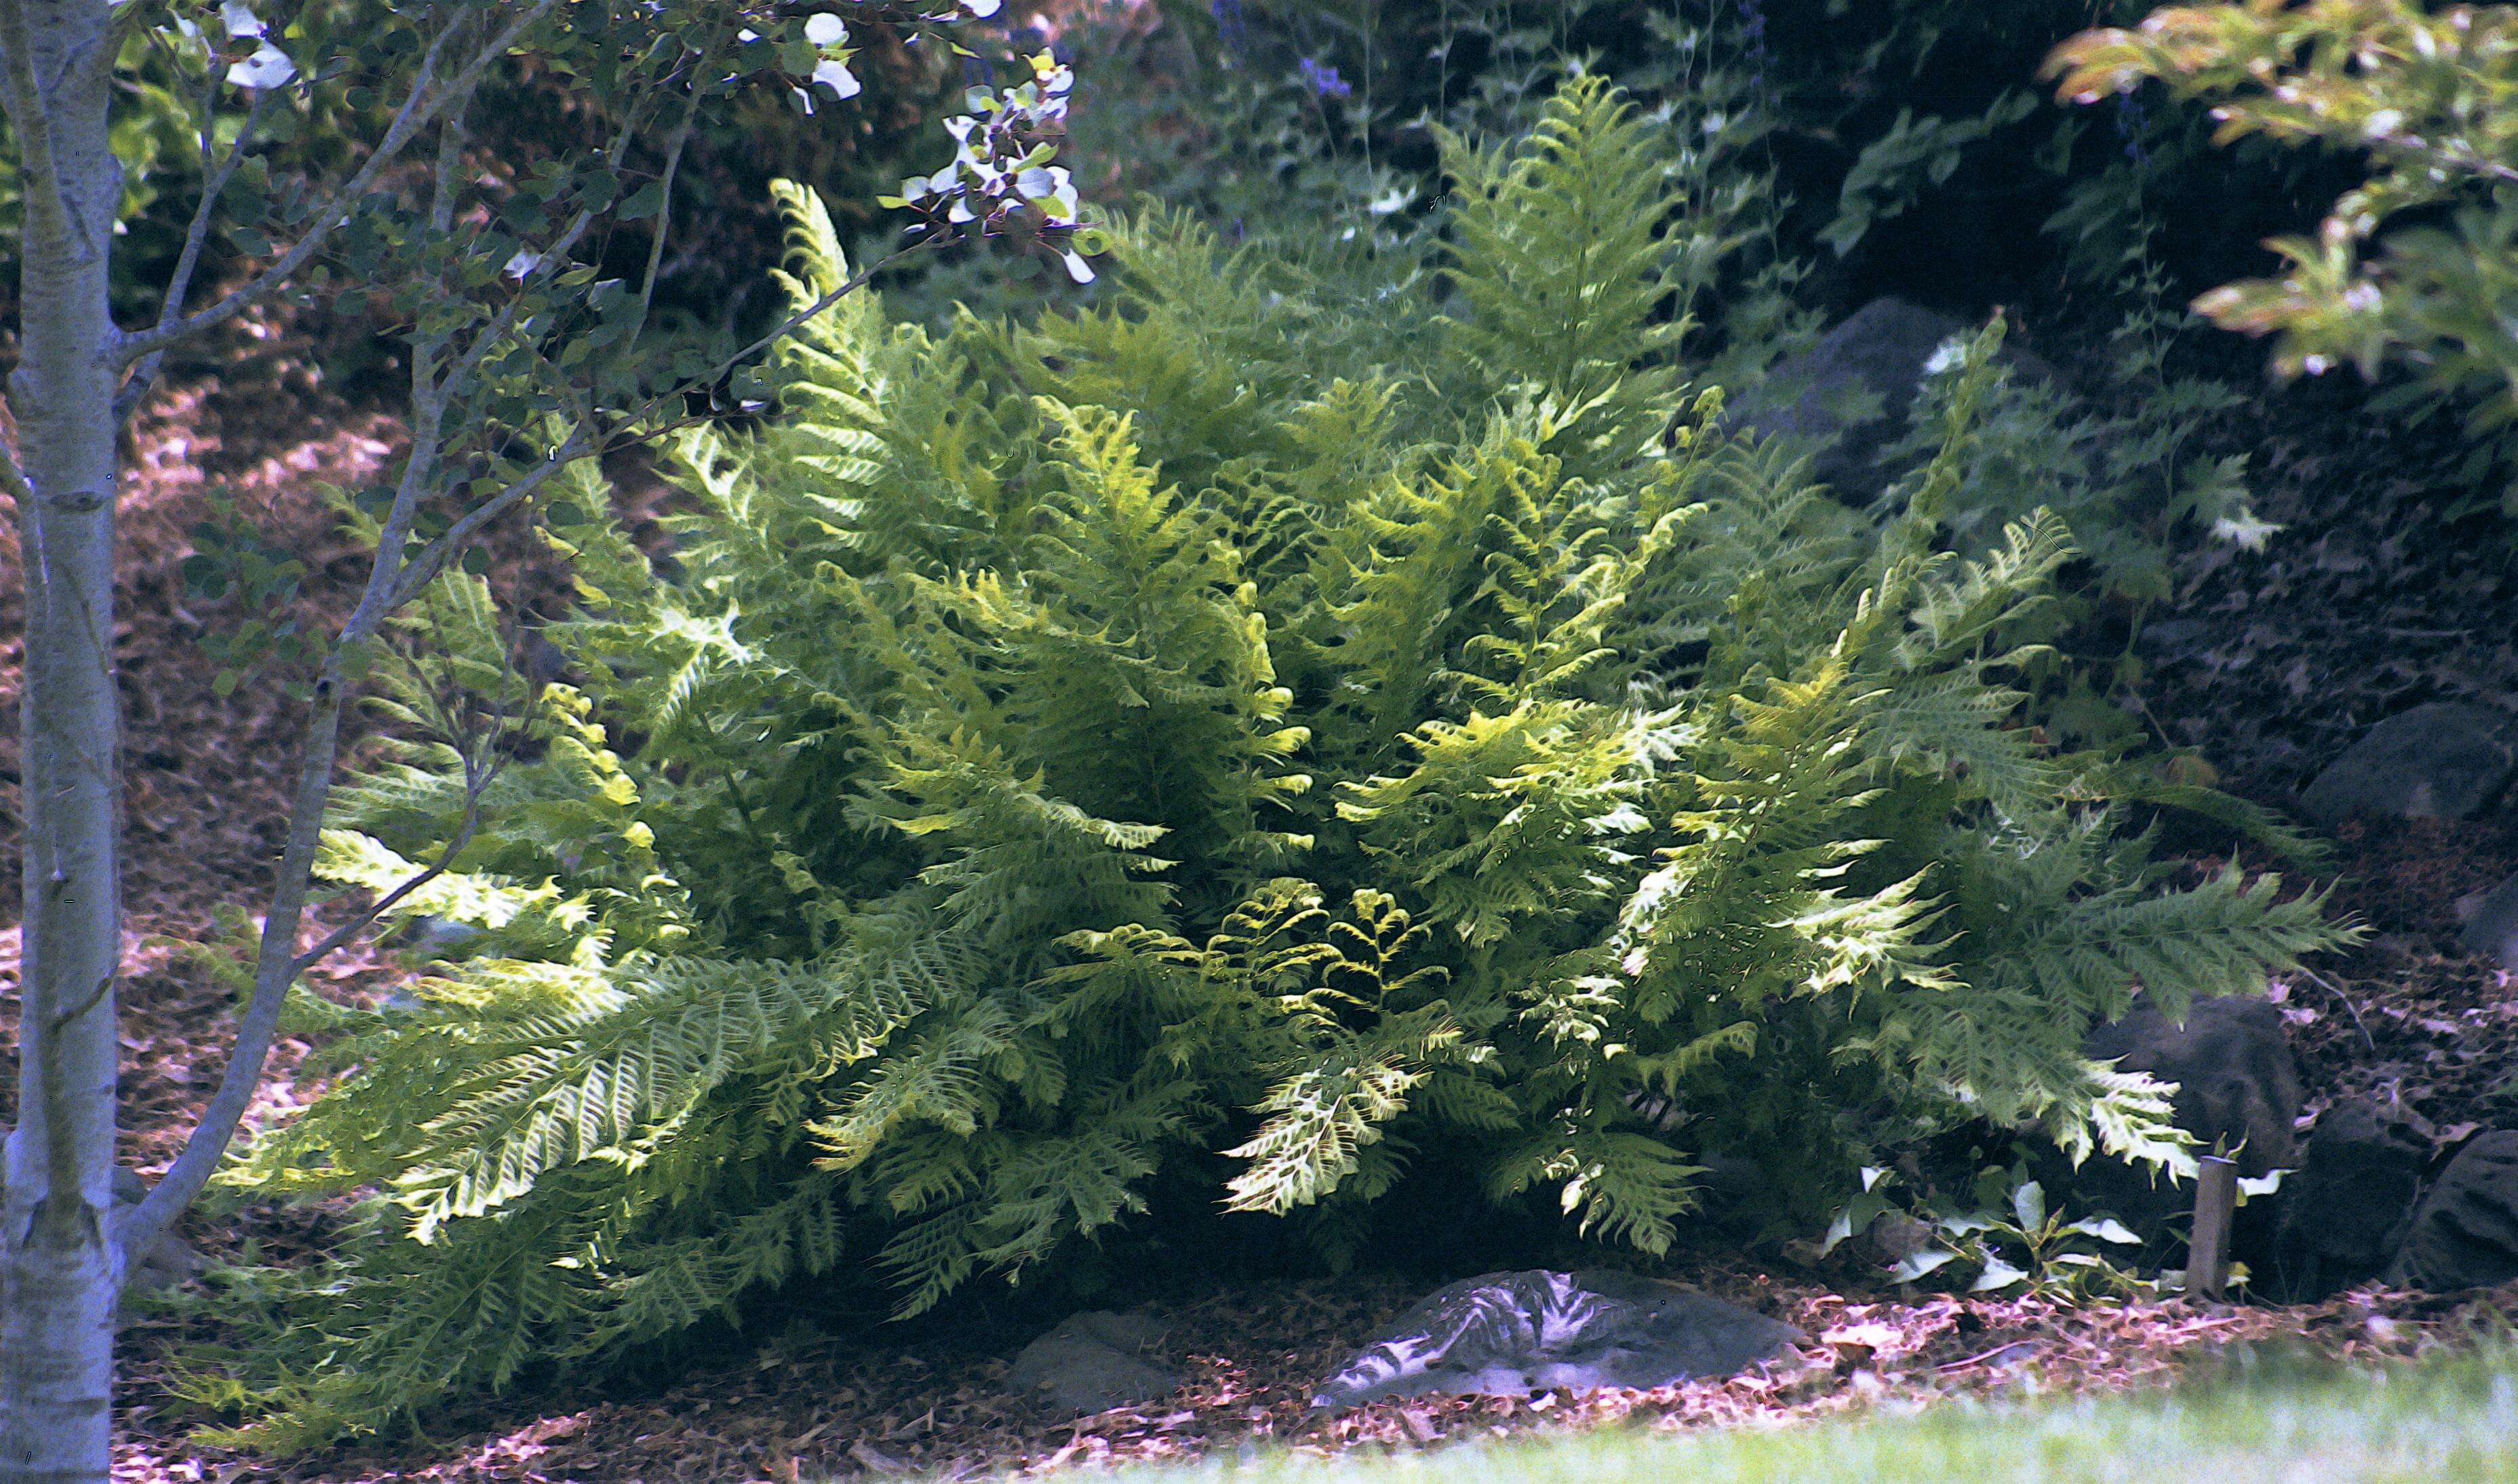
top-left (109, 1169), bottom-right (204, 1297)
top-left (2391, 1131), bottom-right (2518, 1292)
top-left (2269, 1098), bottom-right (2432, 1300)
top-left (1724, 298), bottom-right (2062, 504)
top-left (399, 913), bottom-right (487, 961)
top-left (2084, 997), bottom-right (2304, 1174)
top-left (1004, 1310), bottom-right (1182, 1416)
top-left (2458, 873), bottom-right (2518, 971)
top-left (1310, 1269), bottom-right (1804, 1409)
top-left (2074, 997), bottom-right (2303, 1231)
top-left (2298, 703), bottom-right (2515, 828)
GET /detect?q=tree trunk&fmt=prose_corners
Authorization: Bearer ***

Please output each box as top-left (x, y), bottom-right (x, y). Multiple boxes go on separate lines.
top-left (1, 4), bottom-right (125, 1483)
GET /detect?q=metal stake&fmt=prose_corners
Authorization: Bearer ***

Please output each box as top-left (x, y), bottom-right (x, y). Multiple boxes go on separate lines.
top-left (2187, 1155), bottom-right (2239, 1300)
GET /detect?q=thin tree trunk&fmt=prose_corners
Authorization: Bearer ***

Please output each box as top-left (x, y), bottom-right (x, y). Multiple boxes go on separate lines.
top-left (1, 3), bottom-right (125, 1482)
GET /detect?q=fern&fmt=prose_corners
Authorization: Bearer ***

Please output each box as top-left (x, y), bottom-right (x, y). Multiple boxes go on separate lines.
top-left (221, 77), bottom-right (2352, 1447)
top-left (1440, 71), bottom-right (1701, 461)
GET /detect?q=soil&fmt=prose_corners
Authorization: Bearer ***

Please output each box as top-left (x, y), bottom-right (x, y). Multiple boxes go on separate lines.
top-left (5, 284), bottom-right (2518, 1482)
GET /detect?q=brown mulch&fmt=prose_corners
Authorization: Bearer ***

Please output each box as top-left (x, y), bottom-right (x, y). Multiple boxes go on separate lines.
top-left (108, 1269), bottom-right (2518, 1484)
top-left (2275, 815), bottom-right (2518, 1131)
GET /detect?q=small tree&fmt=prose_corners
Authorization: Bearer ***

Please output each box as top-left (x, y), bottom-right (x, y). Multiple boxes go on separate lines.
top-left (0, 3), bottom-right (1088, 1480)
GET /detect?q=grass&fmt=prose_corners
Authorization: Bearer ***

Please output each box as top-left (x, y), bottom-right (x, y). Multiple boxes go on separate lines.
top-left (992, 1348), bottom-right (2518, 1484)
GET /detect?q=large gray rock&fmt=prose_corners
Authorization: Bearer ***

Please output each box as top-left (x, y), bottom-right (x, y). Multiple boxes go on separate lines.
top-left (1725, 298), bottom-right (2062, 503)
top-left (1004, 1310), bottom-right (1182, 1417)
top-left (2085, 997), bottom-right (2304, 1175)
top-left (2391, 1131), bottom-right (2518, 1292)
top-left (2075, 997), bottom-right (2303, 1232)
top-left (1311, 1270), bottom-right (1803, 1409)
top-left (2270, 1098), bottom-right (2432, 1300)
top-left (2459, 873), bottom-right (2518, 971)
top-left (2299, 703), bottom-right (2515, 828)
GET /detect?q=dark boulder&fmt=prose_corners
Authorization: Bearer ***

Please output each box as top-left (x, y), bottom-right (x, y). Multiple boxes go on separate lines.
top-left (1311, 1270), bottom-right (1804, 1409)
top-left (2074, 997), bottom-right (2303, 1232)
top-left (1003, 1310), bottom-right (1183, 1416)
top-left (1724, 298), bottom-right (2062, 504)
top-left (2268, 1098), bottom-right (2432, 1300)
top-left (2298, 703), bottom-right (2515, 828)
top-left (2391, 1131), bottom-right (2518, 1292)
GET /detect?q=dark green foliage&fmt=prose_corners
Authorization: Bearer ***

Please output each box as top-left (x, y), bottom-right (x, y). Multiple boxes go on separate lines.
top-left (2056, 0), bottom-right (2518, 521)
top-left (214, 75), bottom-right (2341, 1446)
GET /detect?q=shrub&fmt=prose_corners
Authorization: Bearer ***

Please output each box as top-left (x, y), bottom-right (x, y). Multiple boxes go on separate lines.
top-left (212, 73), bottom-right (2340, 1445)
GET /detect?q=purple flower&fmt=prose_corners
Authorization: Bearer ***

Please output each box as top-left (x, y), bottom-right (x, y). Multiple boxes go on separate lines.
top-left (1299, 55), bottom-right (1351, 99)
top-left (1737, 0), bottom-right (1769, 95)
top-left (1211, 0), bottom-right (1248, 57)
top-left (2115, 89), bottom-right (2152, 165)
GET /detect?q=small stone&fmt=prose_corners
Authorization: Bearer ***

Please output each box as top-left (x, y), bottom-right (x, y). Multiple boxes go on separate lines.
top-left (1310, 1269), bottom-right (1804, 1410)
top-left (2392, 1130), bottom-right (2518, 1292)
top-left (2457, 873), bottom-right (2518, 971)
top-left (1004, 1310), bottom-right (1181, 1417)
top-left (2298, 703), bottom-right (2515, 828)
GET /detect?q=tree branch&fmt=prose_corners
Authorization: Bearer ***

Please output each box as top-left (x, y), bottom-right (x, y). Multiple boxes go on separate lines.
top-left (620, 49), bottom-right (705, 354)
top-left (288, 752), bottom-right (500, 974)
top-left (123, 93), bottom-right (926, 1251)
top-left (380, 432), bottom-right (589, 611)
top-left (115, 0), bottom-right (558, 365)
top-left (0, 0), bottom-right (79, 256)
top-left (608, 235), bottom-right (939, 438)
top-left (117, 87), bottom-right (283, 418)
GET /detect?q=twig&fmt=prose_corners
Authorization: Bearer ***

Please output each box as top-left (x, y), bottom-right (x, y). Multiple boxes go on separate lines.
top-left (291, 759), bottom-right (501, 972)
top-left (117, 86), bottom-right (283, 418)
top-left (2298, 965), bottom-right (2378, 1054)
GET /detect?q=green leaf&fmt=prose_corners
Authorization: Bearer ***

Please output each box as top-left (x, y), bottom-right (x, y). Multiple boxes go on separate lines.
top-left (1971, 1256), bottom-right (2030, 1291)
top-left (1893, 1249), bottom-right (1959, 1283)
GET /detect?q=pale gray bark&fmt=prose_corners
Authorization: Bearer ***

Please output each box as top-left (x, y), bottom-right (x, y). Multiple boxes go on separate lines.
top-left (0, 2), bottom-right (128, 1481)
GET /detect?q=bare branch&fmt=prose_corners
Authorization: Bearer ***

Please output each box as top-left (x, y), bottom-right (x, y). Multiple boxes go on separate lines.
top-left (125, 72), bottom-right (925, 1248)
top-left (289, 756), bottom-right (501, 973)
top-left (116, 0), bottom-right (560, 365)
top-left (0, 0), bottom-right (79, 252)
top-left (380, 432), bottom-right (590, 611)
top-left (117, 87), bottom-right (283, 418)
top-left (621, 49), bottom-right (707, 354)
top-left (610, 235), bottom-right (939, 437)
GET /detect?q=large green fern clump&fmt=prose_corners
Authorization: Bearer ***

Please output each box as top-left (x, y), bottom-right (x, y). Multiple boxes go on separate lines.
top-left (225, 74), bottom-right (2338, 1444)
